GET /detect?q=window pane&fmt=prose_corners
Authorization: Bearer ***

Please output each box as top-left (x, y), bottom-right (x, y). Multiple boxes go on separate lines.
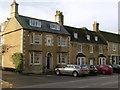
top-left (30, 52), bottom-right (33, 64)
top-left (34, 52), bottom-right (41, 64)
top-left (29, 19), bottom-right (41, 27)
top-left (47, 37), bottom-right (52, 46)
top-left (61, 54), bottom-right (66, 64)
top-left (50, 23), bottom-right (60, 30)
top-left (34, 33), bottom-right (41, 44)
top-left (78, 44), bottom-right (82, 53)
top-left (90, 45), bottom-right (93, 53)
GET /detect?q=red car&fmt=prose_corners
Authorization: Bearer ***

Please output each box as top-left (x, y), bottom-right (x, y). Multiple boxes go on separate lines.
top-left (96, 64), bottom-right (113, 75)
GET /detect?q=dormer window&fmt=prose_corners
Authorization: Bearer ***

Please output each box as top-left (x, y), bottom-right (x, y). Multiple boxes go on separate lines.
top-left (50, 23), bottom-right (60, 30)
top-left (29, 19), bottom-right (41, 27)
top-left (95, 36), bottom-right (98, 41)
top-left (87, 35), bottom-right (90, 40)
top-left (74, 33), bottom-right (78, 39)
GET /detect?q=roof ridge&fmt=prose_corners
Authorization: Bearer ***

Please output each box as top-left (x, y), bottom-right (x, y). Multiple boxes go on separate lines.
top-left (18, 15), bottom-right (58, 24)
top-left (100, 30), bottom-right (119, 35)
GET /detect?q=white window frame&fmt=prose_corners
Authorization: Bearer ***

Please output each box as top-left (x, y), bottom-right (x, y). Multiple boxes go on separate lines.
top-left (29, 52), bottom-right (42, 65)
top-left (78, 44), bottom-right (82, 53)
top-left (61, 38), bottom-right (67, 47)
top-left (46, 37), bottom-right (52, 46)
top-left (29, 19), bottom-right (41, 27)
top-left (90, 59), bottom-right (94, 65)
top-left (50, 23), bottom-right (60, 30)
top-left (61, 53), bottom-right (67, 64)
top-left (87, 35), bottom-right (90, 40)
top-left (74, 33), bottom-right (78, 39)
top-left (30, 32), bottom-right (42, 45)
top-left (77, 57), bottom-right (86, 65)
top-left (95, 36), bottom-right (98, 41)
top-left (90, 45), bottom-right (93, 53)
top-left (57, 36), bottom-right (67, 47)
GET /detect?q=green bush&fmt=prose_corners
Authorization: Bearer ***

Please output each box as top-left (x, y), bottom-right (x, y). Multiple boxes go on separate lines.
top-left (11, 53), bottom-right (23, 73)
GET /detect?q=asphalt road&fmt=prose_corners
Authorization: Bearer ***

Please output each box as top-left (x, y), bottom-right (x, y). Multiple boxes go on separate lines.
top-left (2, 71), bottom-right (120, 88)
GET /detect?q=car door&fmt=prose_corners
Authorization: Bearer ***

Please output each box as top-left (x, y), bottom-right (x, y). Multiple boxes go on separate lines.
top-left (66, 66), bottom-right (74, 75)
top-left (61, 65), bottom-right (74, 75)
top-left (60, 65), bottom-right (70, 74)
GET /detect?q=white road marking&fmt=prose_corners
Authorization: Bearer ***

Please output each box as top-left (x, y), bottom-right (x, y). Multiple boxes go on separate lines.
top-left (78, 86), bottom-right (89, 88)
top-left (101, 81), bottom-right (118, 85)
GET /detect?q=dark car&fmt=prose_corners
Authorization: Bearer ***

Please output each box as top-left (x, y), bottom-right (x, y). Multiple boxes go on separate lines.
top-left (87, 65), bottom-right (98, 75)
top-left (110, 64), bottom-right (120, 73)
top-left (55, 64), bottom-right (89, 77)
top-left (96, 64), bottom-right (113, 75)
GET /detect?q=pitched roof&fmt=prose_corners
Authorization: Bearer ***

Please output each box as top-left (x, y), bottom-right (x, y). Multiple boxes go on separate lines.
top-left (64, 25), bottom-right (107, 45)
top-left (15, 15), bottom-right (70, 35)
top-left (100, 31), bottom-right (120, 43)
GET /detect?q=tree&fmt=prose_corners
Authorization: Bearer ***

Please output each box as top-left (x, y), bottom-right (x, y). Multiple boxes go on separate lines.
top-left (11, 53), bottom-right (23, 73)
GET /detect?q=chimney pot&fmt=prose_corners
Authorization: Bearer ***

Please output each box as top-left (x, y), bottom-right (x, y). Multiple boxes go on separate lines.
top-left (55, 10), bottom-right (64, 25)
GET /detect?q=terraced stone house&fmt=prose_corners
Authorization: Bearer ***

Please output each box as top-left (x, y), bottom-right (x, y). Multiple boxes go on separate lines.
top-left (64, 22), bottom-right (108, 65)
top-left (99, 31), bottom-right (120, 64)
top-left (0, 1), bottom-right (70, 73)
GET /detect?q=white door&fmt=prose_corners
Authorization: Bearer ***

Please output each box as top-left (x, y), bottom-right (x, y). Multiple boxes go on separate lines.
top-left (90, 59), bottom-right (93, 65)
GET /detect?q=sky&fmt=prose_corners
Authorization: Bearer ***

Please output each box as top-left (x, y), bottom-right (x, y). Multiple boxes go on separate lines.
top-left (0, 0), bottom-right (119, 33)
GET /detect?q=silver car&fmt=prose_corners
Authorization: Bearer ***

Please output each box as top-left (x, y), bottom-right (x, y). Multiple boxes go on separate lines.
top-left (55, 64), bottom-right (89, 77)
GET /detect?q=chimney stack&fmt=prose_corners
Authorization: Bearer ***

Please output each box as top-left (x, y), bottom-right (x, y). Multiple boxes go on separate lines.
top-left (10, 0), bottom-right (19, 18)
top-left (93, 21), bottom-right (99, 31)
top-left (55, 10), bottom-right (64, 25)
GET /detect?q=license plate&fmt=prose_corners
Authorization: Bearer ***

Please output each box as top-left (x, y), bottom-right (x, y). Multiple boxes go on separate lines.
top-left (84, 71), bottom-right (88, 74)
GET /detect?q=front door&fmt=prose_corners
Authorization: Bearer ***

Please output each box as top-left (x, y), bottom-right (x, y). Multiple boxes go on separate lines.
top-left (90, 59), bottom-right (93, 65)
top-left (46, 53), bottom-right (52, 70)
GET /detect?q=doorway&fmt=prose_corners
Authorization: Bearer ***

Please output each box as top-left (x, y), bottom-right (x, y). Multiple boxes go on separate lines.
top-left (46, 53), bottom-right (52, 70)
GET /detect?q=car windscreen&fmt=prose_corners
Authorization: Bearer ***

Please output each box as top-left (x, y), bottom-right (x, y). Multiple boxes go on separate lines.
top-left (81, 65), bottom-right (88, 70)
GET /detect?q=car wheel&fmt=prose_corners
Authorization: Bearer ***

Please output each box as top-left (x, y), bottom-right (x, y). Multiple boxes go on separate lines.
top-left (56, 70), bottom-right (60, 75)
top-left (73, 71), bottom-right (78, 77)
top-left (102, 70), bottom-right (106, 75)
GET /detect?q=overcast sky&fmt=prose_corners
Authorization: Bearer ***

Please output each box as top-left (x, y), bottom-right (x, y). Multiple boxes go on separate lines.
top-left (0, 0), bottom-right (119, 33)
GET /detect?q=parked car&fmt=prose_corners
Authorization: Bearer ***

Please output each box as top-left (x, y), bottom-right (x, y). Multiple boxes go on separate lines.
top-left (87, 65), bottom-right (98, 75)
top-left (80, 65), bottom-right (89, 75)
top-left (0, 79), bottom-right (13, 88)
top-left (110, 64), bottom-right (120, 73)
top-left (55, 64), bottom-right (89, 77)
top-left (96, 64), bottom-right (113, 75)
